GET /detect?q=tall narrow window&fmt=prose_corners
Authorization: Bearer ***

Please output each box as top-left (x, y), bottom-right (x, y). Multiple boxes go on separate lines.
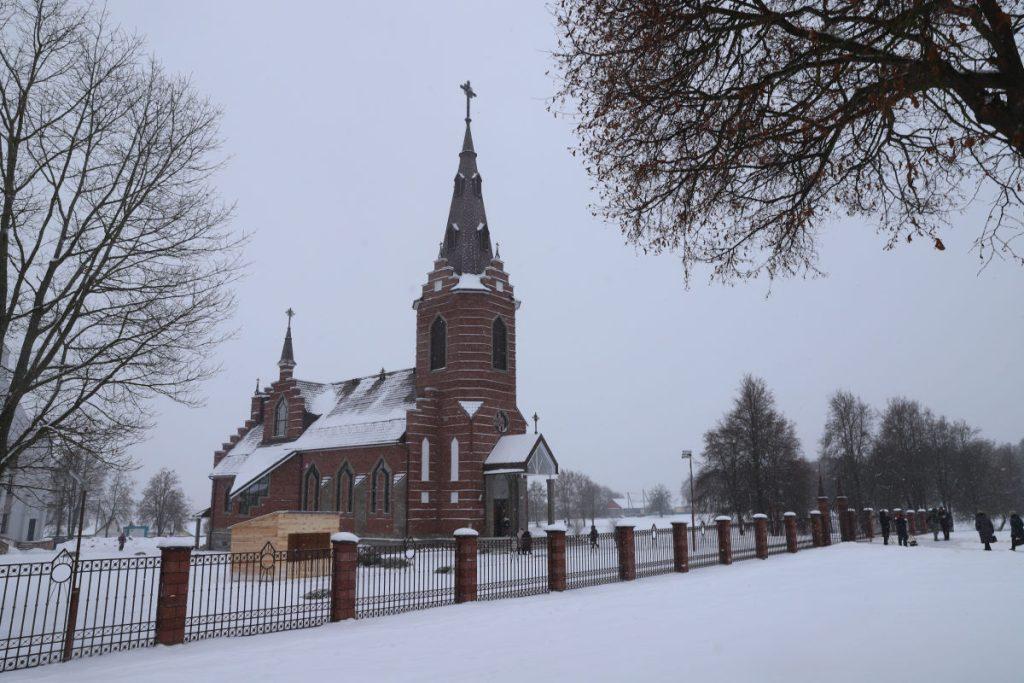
top-left (421, 438), bottom-right (430, 482)
top-left (273, 397), bottom-right (288, 437)
top-left (492, 317), bottom-right (507, 371)
top-left (302, 466), bottom-right (320, 511)
top-left (450, 437), bottom-right (459, 482)
top-left (454, 175), bottom-right (465, 197)
top-left (371, 461), bottom-right (391, 514)
top-left (472, 174), bottom-right (483, 198)
top-left (336, 464), bottom-right (354, 513)
top-left (430, 316), bottom-right (447, 370)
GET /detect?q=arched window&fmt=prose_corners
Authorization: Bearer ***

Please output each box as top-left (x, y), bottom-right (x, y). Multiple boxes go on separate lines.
top-left (454, 175), bottom-right (465, 197)
top-left (371, 461), bottom-right (391, 514)
top-left (430, 316), bottom-right (447, 370)
top-left (421, 438), bottom-right (430, 482)
top-left (273, 397), bottom-right (288, 437)
top-left (492, 317), bottom-right (507, 371)
top-left (450, 437), bottom-right (459, 482)
top-left (302, 466), bottom-right (320, 511)
top-left (336, 464), bottom-right (354, 514)
top-left (472, 174), bottom-right (483, 198)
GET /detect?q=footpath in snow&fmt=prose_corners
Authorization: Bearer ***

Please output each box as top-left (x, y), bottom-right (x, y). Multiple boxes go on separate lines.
top-left (8, 534), bottom-right (1020, 683)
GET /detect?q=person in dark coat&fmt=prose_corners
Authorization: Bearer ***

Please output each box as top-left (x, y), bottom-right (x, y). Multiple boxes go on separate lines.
top-left (521, 528), bottom-right (533, 554)
top-left (117, 531), bottom-right (126, 552)
top-left (939, 507), bottom-right (952, 540)
top-left (928, 508), bottom-right (941, 541)
top-left (588, 524), bottom-right (599, 550)
top-left (975, 511), bottom-right (995, 551)
top-left (878, 509), bottom-right (891, 545)
top-left (1009, 512), bottom-right (1023, 551)
top-left (894, 511), bottom-right (909, 547)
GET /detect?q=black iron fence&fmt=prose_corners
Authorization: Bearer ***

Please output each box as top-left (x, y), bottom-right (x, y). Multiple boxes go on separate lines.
top-left (355, 538), bottom-right (455, 618)
top-left (731, 523), bottom-right (758, 561)
top-left (566, 532), bottom-right (618, 589)
top-left (477, 536), bottom-right (548, 600)
top-left (185, 543), bottom-right (331, 641)
top-left (689, 522), bottom-right (719, 568)
top-left (633, 525), bottom-right (673, 578)
top-left (1, 550), bottom-right (160, 672)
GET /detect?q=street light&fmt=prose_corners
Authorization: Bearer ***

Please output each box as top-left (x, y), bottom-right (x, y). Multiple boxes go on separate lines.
top-left (681, 450), bottom-right (695, 545)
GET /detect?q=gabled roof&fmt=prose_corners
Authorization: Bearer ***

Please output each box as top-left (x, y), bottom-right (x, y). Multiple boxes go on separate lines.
top-left (439, 115), bottom-right (493, 275)
top-left (211, 368), bottom-right (416, 496)
top-left (484, 433), bottom-right (558, 476)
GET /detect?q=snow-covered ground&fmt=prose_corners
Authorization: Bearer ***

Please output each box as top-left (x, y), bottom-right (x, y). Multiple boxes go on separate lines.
top-left (9, 532), bottom-right (1019, 683)
top-left (0, 535), bottom-right (198, 564)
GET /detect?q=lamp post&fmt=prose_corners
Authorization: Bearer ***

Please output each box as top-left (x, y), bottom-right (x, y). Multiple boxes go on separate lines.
top-left (681, 450), bottom-right (695, 545)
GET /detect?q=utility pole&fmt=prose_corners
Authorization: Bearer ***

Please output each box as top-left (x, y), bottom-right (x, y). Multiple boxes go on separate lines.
top-left (682, 450), bottom-right (695, 546)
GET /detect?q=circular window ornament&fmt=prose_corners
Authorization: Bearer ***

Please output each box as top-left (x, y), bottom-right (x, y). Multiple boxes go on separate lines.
top-left (493, 410), bottom-right (510, 434)
top-left (404, 548), bottom-right (415, 560)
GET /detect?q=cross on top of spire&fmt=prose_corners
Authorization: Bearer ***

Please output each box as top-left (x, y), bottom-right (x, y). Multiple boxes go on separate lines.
top-left (460, 81), bottom-right (476, 121)
top-left (279, 307), bottom-right (296, 372)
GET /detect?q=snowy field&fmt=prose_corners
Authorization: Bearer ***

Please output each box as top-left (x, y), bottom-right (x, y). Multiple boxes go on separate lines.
top-left (8, 533), bottom-right (1019, 683)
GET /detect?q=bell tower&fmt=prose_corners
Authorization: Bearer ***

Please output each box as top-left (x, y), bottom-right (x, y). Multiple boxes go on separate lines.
top-left (405, 83), bottom-right (527, 535)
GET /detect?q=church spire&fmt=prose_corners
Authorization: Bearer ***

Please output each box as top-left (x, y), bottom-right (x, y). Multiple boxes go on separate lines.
top-left (278, 308), bottom-right (296, 379)
top-left (439, 81), bottom-right (493, 275)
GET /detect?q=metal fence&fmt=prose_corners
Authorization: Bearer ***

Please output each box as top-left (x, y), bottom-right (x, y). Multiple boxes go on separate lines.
top-left (633, 525), bottom-right (673, 578)
top-left (355, 538), bottom-right (455, 618)
top-left (1, 550), bottom-right (160, 672)
top-left (184, 543), bottom-right (331, 641)
top-left (766, 522), bottom-right (789, 556)
top-left (731, 523), bottom-right (757, 561)
top-left (795, 516), bottom-right (815, 549)
top-left (689, 523), bottom-right (719, 568)
top-left (477, 536), bottom-right (548, 601)
top-left (566, 532), bottom-right (619, 589)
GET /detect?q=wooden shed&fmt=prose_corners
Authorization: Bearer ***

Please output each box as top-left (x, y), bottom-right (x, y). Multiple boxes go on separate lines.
top-left (229, 510), bottom-right (340, 556)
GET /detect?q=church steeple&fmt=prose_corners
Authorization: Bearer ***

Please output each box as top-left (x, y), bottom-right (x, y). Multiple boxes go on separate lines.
top-left (278, 308), bottom-right (296, 379)
top-left (439, 81), bottom-right (493, 275)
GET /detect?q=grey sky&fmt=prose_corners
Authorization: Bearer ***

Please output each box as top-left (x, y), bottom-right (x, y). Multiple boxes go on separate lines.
top-left (107, 1), bottom-right (1023, 509)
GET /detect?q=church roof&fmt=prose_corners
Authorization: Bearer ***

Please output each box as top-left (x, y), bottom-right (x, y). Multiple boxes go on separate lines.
top-left (439, 112), bottom-right (493, 275)
top-left (211, 368), bottom-right (417, 496)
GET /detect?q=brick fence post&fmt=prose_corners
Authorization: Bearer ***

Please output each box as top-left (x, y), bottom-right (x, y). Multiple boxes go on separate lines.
top-left (816, 476), bottom-right (832, 546)
top-left (783, 512), bottom-right (798, 553)
top-left (715, 516), bottom-right (733, 565)
top-left (906, 510), bottom-right (917, 536)
top-left (917, 510), bottom-right (928, 537)
top-left (155, 540), bottom-right (193, 646)
top-left (330, 532), bottom-right (358, 621)
top-left (835, 492), bottom-right (851, 542)
top-left (671, 521), bottom-right (689, 573)
top-left (810, 510), bottom-right (823, 548)
top-left (545, 523), bottom-right (567, 591)
top-left (454, 528), bottom-right (478, 603)
top-left (863, 509), bottom-right (874, 541)
top-left (753, 514), bottom-right (768, 559)
top-left (614, 523), bottom-right (635, 581)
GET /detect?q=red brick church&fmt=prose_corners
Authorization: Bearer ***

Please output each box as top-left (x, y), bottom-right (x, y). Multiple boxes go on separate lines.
top-left (206, 85), bottom-right (559, 549)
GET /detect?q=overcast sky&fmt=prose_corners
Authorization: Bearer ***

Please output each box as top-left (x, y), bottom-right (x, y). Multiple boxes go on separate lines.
top-left (106, 1), bottom-right (1023, 509)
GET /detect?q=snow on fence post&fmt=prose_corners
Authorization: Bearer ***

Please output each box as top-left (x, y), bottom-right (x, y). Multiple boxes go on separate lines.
top-left (810, 510), bottom-right (824, 548)
top-left (753, 514), bottom-right (768, 559)
top-left (156, 539), bottom-right (193, 646)
top-left (863, 509), bottom-right (874, 541)
top-left (670, 521), bottom-right (689, 573)
top-left (454, 528), bottom-right (479, 603)
top-left (715, 516), bottom-right (732, 565)
top-left (545, 523), bottom-right (567, 591)
top-left (783, 512), bottom-right (798, 553)
top-left (330, 532), bottom-right (359, 622)
top-left (614, 522), bottom-right (636, 581)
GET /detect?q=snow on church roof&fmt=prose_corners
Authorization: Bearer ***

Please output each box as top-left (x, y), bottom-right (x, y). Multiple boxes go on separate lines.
top-left (211, 368), bottom-right (416, 496)
top-left (484, 433), bottom-right (558, 476)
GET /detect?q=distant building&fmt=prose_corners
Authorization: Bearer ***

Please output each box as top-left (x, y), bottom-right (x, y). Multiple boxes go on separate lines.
top-left (203, 89), bottom-right (560, 549)
top-left (608, 493), bottom-right (646, 517)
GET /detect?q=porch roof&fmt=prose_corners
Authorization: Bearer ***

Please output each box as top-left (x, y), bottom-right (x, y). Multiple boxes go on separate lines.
top-left (483, 433), bottom-right (558, 476)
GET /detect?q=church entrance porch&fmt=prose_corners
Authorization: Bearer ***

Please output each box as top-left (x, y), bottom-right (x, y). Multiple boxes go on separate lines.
top-left (482, 433), bottom-right (559, 537)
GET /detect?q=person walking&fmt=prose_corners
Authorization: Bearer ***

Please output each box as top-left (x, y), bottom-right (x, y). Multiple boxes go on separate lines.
top-left (1009, 512), bottom-right (1023, 552)
top-left (939, 507), bottom-right (952, 541)
top-left (895, 511), bottom-right (909, 547)
top-left (975, 511), bottom-right (995, 551)
top-left (928, 508), bottom-right (940, 542)
top-left (117, 531), bottom-right (126, 552)
top-left (879, 509), bottom-right (891, 546)
top-left (521, 528), bottom-right (533, 554)
top-left (588, 524), bottom-right (599, 550)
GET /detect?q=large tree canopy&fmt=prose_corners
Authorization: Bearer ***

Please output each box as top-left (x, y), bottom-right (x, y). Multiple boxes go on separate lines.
top-left (554, 0), bottom-right (1024, 280)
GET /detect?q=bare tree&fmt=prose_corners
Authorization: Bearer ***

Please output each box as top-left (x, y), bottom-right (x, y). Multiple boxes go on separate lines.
top-left (646, 484), bottom-right (672, 517)
top-left (0, 1), bottom-right (242, 484)
top-left (527, 480), bottom-right (547, 527)
top-left (136, 468), bottom-right (188, 536)
top-left (554, 1), bottom-right (1024, 281)
top-left (819, 391), bottom-right (875, 510)
top-left (93, 471), bottom-right (134, 536)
